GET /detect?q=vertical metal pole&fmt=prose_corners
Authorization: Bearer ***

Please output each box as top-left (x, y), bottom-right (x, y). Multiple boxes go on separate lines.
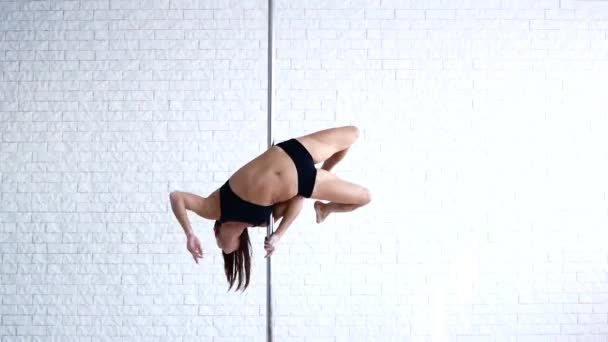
top-left (266, 0), bottom-right (274, 342)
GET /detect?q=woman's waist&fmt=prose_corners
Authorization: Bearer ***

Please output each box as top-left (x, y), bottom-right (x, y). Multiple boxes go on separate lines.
top-left (229, 171), bottom-right (296, 205)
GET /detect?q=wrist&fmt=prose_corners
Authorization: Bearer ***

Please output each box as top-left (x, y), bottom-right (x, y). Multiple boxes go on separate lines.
top-left (185, 230), bottom-right (194, 238)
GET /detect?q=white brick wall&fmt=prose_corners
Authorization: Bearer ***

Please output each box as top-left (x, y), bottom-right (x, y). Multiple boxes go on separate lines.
top-left (1, 0), bottom-right (607, 341)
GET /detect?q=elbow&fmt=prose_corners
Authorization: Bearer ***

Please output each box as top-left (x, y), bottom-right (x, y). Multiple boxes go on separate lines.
top-left (169, 191), bottom-right (181, 205)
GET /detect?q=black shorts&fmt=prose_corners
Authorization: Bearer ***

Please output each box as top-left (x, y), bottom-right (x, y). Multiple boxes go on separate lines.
top-left (276, 139), bottom-right (317, 198)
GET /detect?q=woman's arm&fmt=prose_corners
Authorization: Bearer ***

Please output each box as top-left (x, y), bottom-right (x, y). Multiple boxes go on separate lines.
top-left (170, 191), bottom-right (219, 263)
top-left (169, 191), bottom-right (218, 237)
top-left (257, 200), bottom-right (294, 227)
top-left (273, 196), bottom-right (304, 239)
top-left (264, 196), bottom-right (307, 257)
top-left (264, 196), bottom-right (304, 257)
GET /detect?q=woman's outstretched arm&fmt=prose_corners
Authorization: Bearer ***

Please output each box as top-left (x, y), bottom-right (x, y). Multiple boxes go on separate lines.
top-left (169, 191), bottom-right (219, 262)
top-left (170, 192), bottom-right (194, 237)
top-left (169, 191), bottom-right (219, 233)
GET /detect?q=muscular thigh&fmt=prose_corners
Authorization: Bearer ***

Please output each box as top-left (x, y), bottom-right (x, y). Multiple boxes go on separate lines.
top-left (310, 169), bottom-right (369, 205)
top-left (295, 136), bottom-right (336, 164)
top-left (295, 126), bottom-right (359, 164)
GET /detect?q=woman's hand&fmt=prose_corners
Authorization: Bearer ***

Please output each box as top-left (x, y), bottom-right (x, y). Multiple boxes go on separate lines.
top-left (264, 233), bottom-right (280, 258)
top-left (186, 234), bottom-right (203, 263)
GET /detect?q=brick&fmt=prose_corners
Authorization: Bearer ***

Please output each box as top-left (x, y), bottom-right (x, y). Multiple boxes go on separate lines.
top-left (2, 0), bottom-right (608, 341)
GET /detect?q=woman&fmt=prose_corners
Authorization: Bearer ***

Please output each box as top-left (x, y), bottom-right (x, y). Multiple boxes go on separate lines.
top-left (169, 126), bottom-right (371, 291)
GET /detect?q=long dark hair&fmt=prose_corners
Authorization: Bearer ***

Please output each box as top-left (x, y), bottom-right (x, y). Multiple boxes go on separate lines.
top-left (219, 223), bottom-right (252, 292)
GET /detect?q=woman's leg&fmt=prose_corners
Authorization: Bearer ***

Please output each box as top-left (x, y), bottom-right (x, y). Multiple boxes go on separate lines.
top-left (313, 201), bottom-right (364, 224)
top-left (310, 169), bottom-right (371, 223)
top-left (295, 125), bottom-right (359, 168)
top-left (320, 147), bottom-right (349, 172)
top-left (290, 125), bottom-right (366, 222)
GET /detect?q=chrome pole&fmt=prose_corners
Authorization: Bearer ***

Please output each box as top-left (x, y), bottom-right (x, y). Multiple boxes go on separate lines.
top-left (266, 0), bottom-right (274, 341)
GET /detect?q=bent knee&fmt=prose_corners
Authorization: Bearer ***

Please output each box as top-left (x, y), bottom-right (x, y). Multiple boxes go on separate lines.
top-left (346, 125), bottom-right (360, 141)
top-left (358, 187), bottom-right (372, 205)
top-left (169, 191), bottom-right (181, 202)
top-left (336, 125), bottom-right (359, 148)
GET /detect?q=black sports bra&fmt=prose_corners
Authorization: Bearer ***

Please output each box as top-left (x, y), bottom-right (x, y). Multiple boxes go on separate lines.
top-left (218, 181), bottom-right (273, 227)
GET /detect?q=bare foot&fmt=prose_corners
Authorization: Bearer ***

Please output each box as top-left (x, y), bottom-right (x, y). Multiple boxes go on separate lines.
top-left (314, 201), bottom-right (329, 224)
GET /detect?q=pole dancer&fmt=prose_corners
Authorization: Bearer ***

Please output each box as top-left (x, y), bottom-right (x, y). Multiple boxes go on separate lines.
top-left (169, 126), bottom-right (372, 291)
